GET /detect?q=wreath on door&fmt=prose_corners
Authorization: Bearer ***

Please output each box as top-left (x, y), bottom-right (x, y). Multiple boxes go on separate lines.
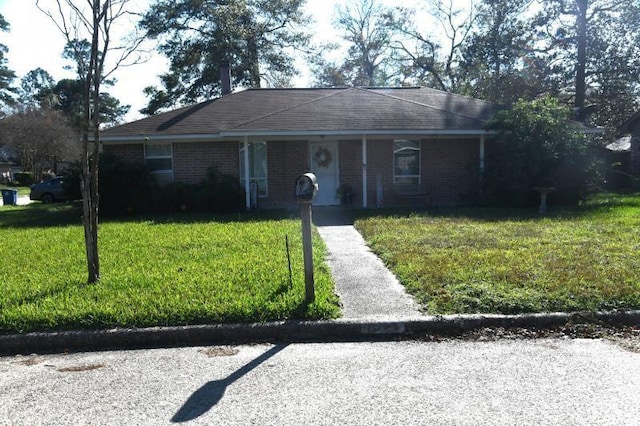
top-left (313, 146), bottom-right (332, 168)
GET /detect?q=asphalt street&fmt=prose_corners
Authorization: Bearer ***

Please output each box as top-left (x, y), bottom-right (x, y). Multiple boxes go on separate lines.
top-left (2, 338), bottom-right (640, 425)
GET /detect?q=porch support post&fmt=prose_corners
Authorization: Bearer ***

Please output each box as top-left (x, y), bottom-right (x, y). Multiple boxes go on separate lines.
top-left (362, 134), bottom-right (368, 208)
top-left (243, 136), bottom-right (251, 211)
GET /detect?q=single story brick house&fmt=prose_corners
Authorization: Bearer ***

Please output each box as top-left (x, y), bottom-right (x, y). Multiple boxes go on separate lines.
top-left (101, 86), bottom-right (504, 209)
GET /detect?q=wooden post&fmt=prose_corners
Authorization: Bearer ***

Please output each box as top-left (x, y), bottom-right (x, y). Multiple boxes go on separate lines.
top-left (295, 173), bottom-right (317, 303)
top-left (300, 201), bottom-right (315, 302)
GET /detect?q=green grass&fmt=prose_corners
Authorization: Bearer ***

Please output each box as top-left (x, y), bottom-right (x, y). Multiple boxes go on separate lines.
top-left (355, 193), bottom-right (640, 315)
top-left (0, 203), bottom-right (340, 333)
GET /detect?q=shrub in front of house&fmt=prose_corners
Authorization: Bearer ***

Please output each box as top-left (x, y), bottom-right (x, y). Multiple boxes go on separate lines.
top-left (63, 154), bottom-right (156, 216)
top-left (64, 157), bottom-right (244, 216)
top-left (482, 97), bottom-right (604, 207)
top-left (99, 154), bottom-right (156, 216)
top-left (153, 165), bottom-right (244, 214)
top-left (154, 182), bottom-right (198, 213)
top-left (61, 161), bottom-right (83, 201)
top-left (193, 165), bottom-right (245, 213)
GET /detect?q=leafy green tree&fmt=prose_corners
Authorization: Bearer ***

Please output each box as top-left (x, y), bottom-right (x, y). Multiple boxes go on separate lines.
top-left (40, 78), bottom-right (129, 130)
top-left (56, 40), bottom-right (130, 127)
top-left (139, 0), bottom-right (311, 114)
top-left (19, 68), bottom-right (56, 108)
top-left (482, 97), bottom-right (603, 207)
top-left (0, 13), bottom-right (17, 106)
top-left (535, 0), bottom-right (640, 124)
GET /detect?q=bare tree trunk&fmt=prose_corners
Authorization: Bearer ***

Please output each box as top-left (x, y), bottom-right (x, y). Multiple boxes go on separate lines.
top-left (80, 139), bottom-right (100, 283)
top-left (80, 117), bottom-right (101, 283)
top-left (248, 34), bottom-right (261, 88)
top-left (82, 0), bottom-right (105, 284)
top-left (37, 0), bottom-right (143, 284)
top-left (574, 0), bottom-right (588, 112)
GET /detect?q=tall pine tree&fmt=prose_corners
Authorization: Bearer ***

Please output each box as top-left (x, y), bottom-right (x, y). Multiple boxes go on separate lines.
top-left (140, 0), bottom-right (311, 114)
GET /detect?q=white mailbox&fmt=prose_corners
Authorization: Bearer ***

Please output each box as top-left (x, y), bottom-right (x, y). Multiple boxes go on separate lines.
top-left (295, 173), bottom-right (318, 202)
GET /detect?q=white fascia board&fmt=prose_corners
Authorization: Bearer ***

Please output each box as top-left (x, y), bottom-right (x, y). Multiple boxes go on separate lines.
top-left (220, 129), bottom-right (496, 137)
top-left (98, 134), bottom-right (221, 143)
top-left (100, 129), bottom-right (496, 143)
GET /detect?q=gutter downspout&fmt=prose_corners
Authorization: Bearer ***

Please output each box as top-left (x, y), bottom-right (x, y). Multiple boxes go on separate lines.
top-left (362, 135), bottom-right (368, 208)
top-left (243, 136), bottom-right (251, 211)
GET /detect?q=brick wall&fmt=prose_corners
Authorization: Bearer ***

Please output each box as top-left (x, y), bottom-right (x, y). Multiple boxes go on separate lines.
top-left (354, 137), bottom-right (480, 208)
top-left (364, 139), bottom-right (393, 208)
top-left (105, 140), bottom-right (240, 185)
top-left (104, 137), bottom-right (481, 209)
top-left (263, 140), bottom-right (309, 209)
top-left (173, 141), bottom-right (238, 184)
top-left (421, 138), bottom-right (479, 206)
top-left (338, 139), bottom-right (364, 207)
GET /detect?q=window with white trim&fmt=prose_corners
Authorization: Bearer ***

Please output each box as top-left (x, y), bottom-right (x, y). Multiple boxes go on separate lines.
top-left (393, 139), bottom-right (420, 184)
top-left (240, 141), bottom-right (268, 197)
top-left (145, 143), bottom-right (173, 186)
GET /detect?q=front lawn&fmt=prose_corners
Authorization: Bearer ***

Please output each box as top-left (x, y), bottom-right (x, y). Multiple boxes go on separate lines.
top-left (355, 193), bottom-right (640, 315)
top-left (0, 203), bottom-right (340, 334)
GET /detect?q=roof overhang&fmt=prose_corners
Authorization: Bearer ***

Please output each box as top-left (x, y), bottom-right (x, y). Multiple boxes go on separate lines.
top-left (99, 129), bottom-right (497, 144)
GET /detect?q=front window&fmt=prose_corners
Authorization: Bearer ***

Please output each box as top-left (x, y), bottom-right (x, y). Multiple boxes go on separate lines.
top-left (393, 140), bottom-right (420, 184)
top-left (240, 141), bottom-right (267, 197)
top-left (145, 143), bottom-right (173, 186)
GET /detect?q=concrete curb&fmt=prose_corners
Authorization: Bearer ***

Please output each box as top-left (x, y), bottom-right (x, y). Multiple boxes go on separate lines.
top-left (2, 310), bottom-right (639, 355)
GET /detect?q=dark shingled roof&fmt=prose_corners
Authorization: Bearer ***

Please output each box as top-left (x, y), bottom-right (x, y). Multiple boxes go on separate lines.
top-left (102, 87), bottom-right (503, 139)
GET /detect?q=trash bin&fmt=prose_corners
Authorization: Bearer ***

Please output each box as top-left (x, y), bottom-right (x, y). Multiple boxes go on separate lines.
top-left (1, 189), bottom-right (18, 206)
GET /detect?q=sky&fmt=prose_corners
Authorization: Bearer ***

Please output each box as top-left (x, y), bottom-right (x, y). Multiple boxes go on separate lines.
top-left (0, 0), bottom-right (433, 122)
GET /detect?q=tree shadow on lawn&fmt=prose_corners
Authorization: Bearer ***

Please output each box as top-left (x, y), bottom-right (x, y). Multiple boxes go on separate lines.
top-left (0, 202), bottom-right (83, 229)
top-left (4, 192), bottom-right (638, 229)
top-left (171, 344), bottom-right (288, 423)
top-left (347, 193), bottom-right (640, 224)
top-left (0, 203), bottom-right (301, 229)
top-left (3, 285), bottom-right (64, 312)
top-left (0, 279), bottom-right (89, 334)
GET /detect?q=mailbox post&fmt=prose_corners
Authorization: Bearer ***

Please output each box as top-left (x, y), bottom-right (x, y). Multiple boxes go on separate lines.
top-left (295, 173), bottom-right (318, 303)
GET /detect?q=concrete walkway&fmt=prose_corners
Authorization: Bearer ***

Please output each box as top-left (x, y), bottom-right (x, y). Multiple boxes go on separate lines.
top-left (314, 210), bottom-right (423, 320)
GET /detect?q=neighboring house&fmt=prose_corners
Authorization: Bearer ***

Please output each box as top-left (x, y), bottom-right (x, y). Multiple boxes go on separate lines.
top-left (605, 136), bottom-right (632, 189)
top-left (621, 113), bottom-right (640, 189)
top-left (101, 86), bottom-right (504, 210)
top-left (0, 153), bottom-right (15, 184)
top-left (0, 146), bottom-right (19, 184)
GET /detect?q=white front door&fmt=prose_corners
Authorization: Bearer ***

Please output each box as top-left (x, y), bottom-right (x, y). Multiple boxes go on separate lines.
top-left (310, 141), bottom-right (339, 206)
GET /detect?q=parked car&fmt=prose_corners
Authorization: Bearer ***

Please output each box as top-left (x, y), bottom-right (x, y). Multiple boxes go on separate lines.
top-left (30, 177), bottom-right (66, 203)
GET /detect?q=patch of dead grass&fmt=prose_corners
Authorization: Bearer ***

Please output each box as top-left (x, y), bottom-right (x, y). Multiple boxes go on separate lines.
top-left (57, 363), bottom-right (107, 372)
top-left (199, 346), bottom-right (239, 357)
